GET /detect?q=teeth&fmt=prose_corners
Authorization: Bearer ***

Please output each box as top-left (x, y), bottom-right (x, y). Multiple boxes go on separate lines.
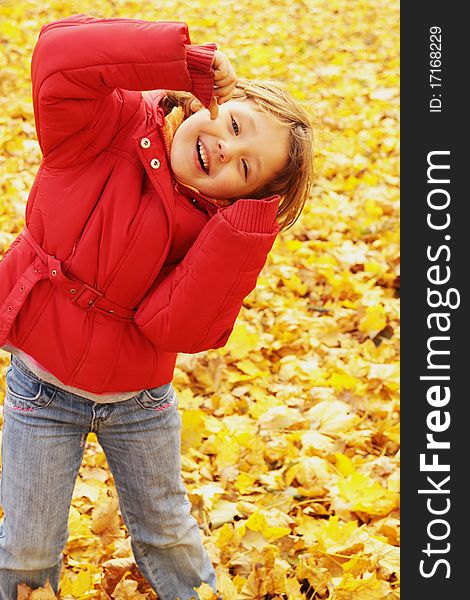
top-left (197, 140), bottom-right (209, 172)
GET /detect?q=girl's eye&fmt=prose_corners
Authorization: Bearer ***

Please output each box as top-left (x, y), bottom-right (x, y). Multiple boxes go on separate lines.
top-left (231, 116), bottom-right (247, 179)
top-left (231, 116), bottom-right (239, 135)
top-left (242, 159), bottom-right (248, 180)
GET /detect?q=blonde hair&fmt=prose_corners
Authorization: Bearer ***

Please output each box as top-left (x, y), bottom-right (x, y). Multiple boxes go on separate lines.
top-left (163, 78), bottom-right (315, 231)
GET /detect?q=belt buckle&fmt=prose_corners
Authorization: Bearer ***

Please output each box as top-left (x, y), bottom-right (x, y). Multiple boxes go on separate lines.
top-left (70, 283), bottom-right (103, 311)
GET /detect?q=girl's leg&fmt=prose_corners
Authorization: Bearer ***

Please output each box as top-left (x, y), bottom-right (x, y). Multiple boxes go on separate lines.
top-left (0, 358), bottom-right (89, 600)
top-left (95, 385), bottom-right (219, 600)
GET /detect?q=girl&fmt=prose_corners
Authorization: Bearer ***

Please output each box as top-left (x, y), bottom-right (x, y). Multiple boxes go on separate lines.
top-left (0, 14), bottom-right (313, 600)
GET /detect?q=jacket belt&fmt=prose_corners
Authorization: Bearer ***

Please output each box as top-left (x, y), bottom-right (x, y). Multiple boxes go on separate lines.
top-left (24, 227), bottom-right (135, 320)
top-left (0, 253), bottom-right (48, 346)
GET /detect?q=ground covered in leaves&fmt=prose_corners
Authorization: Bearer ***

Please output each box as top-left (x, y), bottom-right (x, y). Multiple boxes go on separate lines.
top-left (0, 0), bottom-right (399, 598)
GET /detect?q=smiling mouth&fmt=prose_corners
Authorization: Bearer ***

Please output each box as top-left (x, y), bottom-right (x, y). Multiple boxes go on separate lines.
top-left (196, 139), bottom-right (210, 173)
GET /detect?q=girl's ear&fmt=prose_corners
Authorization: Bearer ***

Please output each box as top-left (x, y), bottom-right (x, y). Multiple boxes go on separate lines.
top-left (189, 98), bottom-right (204, 113)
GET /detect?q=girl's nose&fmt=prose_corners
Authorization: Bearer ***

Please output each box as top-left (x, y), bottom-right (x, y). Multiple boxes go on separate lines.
top-left (217, 140), bottom-right (234, 163)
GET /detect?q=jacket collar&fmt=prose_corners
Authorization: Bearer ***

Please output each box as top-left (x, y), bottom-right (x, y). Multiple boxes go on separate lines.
top-left (173, 182), bottom-right (221, 217)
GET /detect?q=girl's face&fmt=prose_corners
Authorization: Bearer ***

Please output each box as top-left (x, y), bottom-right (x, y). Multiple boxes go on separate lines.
top-left (170, 100), bottom-right (289, 199)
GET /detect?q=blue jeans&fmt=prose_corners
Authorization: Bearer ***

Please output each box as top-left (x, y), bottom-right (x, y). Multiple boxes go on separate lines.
top-left (0, 355), bottom-right (218, 600)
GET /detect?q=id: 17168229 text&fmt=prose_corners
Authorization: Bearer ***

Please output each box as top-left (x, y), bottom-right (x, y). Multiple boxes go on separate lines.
top-left (429, 26), bottom-right (442, 113)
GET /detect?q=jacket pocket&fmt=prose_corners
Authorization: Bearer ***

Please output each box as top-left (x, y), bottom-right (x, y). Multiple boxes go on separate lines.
top-left (134, 382), bottom-right (175, 411)
top-left (5, 362), bottom-right (57, 411)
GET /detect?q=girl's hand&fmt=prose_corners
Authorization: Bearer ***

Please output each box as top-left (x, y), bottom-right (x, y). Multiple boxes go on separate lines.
top-left (209, 50), bottom-right (237, 119)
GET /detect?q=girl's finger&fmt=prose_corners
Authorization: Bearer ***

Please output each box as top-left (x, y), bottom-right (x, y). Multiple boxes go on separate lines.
top-left (214, 79), bottom-right (237, 92)
top-left (215, 94), bottom-right (234, 106)
top-left (214, 82), bottom-right (237, 102)
top-left (215, 76), bottom-right (237, 92)
top-left (213, 77), bottom-right (236, 91)
top-left (213, 76), bottom-right (237, 91)
top-left (208, 97), bottom-right (219, 120)
top-left (213, 66), bottom-right (237, 81)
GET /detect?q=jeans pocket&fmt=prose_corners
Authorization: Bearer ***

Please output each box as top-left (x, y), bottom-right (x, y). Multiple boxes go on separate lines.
top-left (5, 362), bottom-right (57, 411)
top-left (134, 382), bottom-right (175, 411)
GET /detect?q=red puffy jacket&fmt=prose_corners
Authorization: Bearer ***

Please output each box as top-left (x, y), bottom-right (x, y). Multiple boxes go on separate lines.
top-left (0, 15), bottom-right (280, 393)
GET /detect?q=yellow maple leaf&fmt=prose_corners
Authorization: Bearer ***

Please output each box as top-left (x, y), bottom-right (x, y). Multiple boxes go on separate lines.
top-left (193, 582), bottom-right (219, 600)
top-left (16, 584), bottom-right (32, 600)
top-left (0, 22), bottom-right (23, 42)
top-left (210, 499), bottom-right (242, 528)
top-left (307, 400), bottom-right (358, 434)
top-left (91, 494), bottom-right (121, 545)
top-left (235, 359), bottom-right (266, 378)
top-left (111, 578), bottom-right (148, 599)
top-left (102, 556), bottom-right (136, 576)
top-left (237, 561), bottom-right (288, 599)
top-left (296, 514), bottom-right (321, 545)
top-left (224, 323), bottom-right (259, 360)
top-left (333, 571), bottom-right (391, 600)
top-left (17, 579), bottom-right (57, 600)
top-left (342, 555), bottom-right (373, 577)
top-left (233, 430), bottom-right (256, 448)
top-left (235, 472), bottom-right (258, 495)
top-left (245, 510), bottom-right (291, 542)
top-left (212, 523), bottom-right (235, 549)
top-left (73, 477), bottom-right (107, 503)
top-left (248, 393), bottom-right (280, 419)
top-left (317, 516), bottom-right (359, 553)
top-left (358, 305), bottom-right (387, 338)
top-left (70, 566), bottom-right (96, 598)
top-left (367, 363), bottom-right (399, 391)
top-left (285, 575), bottom-right (304, 600)
top-left (258, 405), bottom-right (305, 430)
top-left (280, 272), bottom-right (308, 295)
top-left (215, 571), bottom-right (238, 600)
top-left (68, 505), bottom-right (93, 540)
top-left (181, 409), bottom-right (207, 451)
top-left (300, 429), bottom-right (335, 452)
top-left (334, 453), bottom-right (355, 476)
top-left (215, 437), bottom-right (240, 471)
top-left (293, 455), bottom-right (332, 488)
top-left (192, 482), bottom-right (225, 509)
top-left (364, 199), bottom-right (384, 218)
top-left (327, 371), bottom-right (360, 391)
top-left (338, 472), bottom-right (398, 516)
top-left (237, 567), bottom-right (265, 600)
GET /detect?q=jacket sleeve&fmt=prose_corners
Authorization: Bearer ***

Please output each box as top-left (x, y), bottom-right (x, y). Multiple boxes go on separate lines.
top-left (134, 196), bottom-right (281, 353)
top-left (31, 14), bottom-right (216, 163)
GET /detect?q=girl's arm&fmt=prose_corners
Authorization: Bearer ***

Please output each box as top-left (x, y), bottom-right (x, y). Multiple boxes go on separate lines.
top-left (134, 196), bottom-right (280, 353)
top-left (32, 14), bottom-right (216, 164)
